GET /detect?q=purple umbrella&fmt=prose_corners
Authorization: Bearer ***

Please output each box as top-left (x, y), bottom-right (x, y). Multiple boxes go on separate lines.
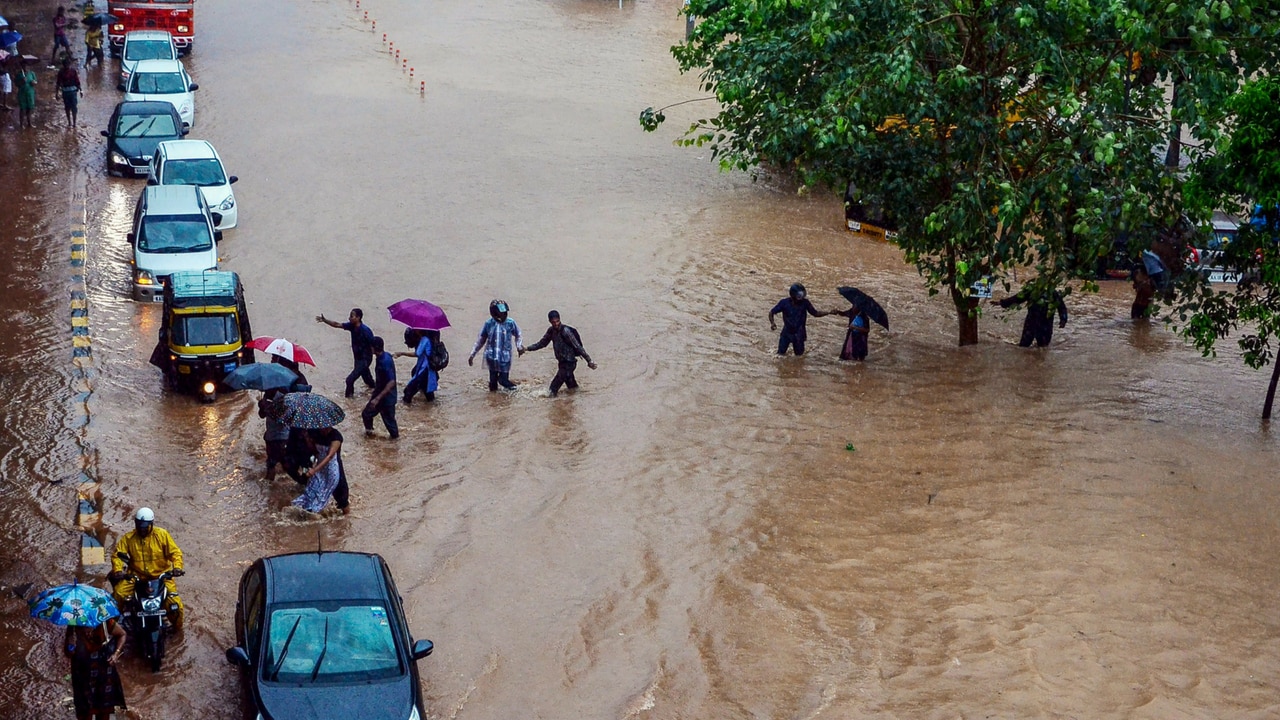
top-left (388, 299), bottom-right (451, 331)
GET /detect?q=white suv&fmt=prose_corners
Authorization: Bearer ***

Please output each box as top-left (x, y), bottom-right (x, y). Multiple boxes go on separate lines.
top-left (148, 140), bottom-right (238, 230)
top-left (129, 185), bottom-right (222, 302)
top-left (122, 58), bottom-right (197, 128)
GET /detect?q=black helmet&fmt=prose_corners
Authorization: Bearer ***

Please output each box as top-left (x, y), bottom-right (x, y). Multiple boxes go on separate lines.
top-left (789, 283), bottom-right (807, 300)
top-left (489, 299), bottom-right (509, 322)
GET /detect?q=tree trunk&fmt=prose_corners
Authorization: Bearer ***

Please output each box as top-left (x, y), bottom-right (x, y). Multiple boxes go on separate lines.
top-left (1164, 80), bottom-right (1183, 170)
top-left (952, 288), bottom-right (979, 346)
top-left (1263, 360), bottom-right (1280, 420)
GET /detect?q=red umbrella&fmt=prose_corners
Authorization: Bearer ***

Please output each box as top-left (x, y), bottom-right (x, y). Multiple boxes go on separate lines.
top-left (247, 337), bottom-right (316, 366)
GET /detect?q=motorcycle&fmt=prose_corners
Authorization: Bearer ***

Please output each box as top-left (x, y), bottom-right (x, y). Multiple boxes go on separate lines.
top-left (113, 552), bottom-right (183, 672)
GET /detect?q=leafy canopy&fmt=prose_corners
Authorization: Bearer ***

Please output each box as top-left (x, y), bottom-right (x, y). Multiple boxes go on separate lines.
top-left (648, 0), bottom-right (1280, 344)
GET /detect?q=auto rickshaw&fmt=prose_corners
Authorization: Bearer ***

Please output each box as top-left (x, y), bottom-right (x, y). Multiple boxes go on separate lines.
top-left (148, 270), bottom-right (254, 401)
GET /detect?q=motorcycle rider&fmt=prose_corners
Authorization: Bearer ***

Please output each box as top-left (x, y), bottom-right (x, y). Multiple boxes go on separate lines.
top-left (109, 508), bottom-right (185, 628)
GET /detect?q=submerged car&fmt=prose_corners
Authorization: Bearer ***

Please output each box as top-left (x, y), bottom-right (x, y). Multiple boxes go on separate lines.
top-left (129, 184), bottom-right (221, 302)
top-left (121, 58), bottom-right (197, 128)
top-left (102, 101), bottom-right (188, 177)
top-left (149, 140), bottom-right (238, 230)
top-left (226, 552), bottom-right (434, 720)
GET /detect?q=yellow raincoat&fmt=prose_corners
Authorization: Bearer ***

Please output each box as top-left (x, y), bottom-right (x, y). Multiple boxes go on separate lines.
top-left (111, 527), bottom-right (185, 621)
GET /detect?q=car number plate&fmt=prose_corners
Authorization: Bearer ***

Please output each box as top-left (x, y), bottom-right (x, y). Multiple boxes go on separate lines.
top-left (1209, 270), bottom-right (1241, 284)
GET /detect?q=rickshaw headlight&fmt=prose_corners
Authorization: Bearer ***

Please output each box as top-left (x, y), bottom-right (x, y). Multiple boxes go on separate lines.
top-left (202, 382), bottom-right (216, 395)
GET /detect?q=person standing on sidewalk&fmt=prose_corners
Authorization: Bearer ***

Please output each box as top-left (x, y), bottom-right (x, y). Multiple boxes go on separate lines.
top-left (362, 336), bottom-right (399, 439)
top-left (14, 56), bottom-right (36, 129)
top-left (316, 308), bottom-right (375, 397)
top-left (525, 310), bottom-right (597, 396)
top-left (468, 299), bottom-right (524, 391)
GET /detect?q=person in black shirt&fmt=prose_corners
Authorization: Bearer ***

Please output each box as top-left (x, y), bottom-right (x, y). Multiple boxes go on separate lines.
top-left (768, 283), bottom-right (831, 356)
top-left (316, 308), bottom-right (375, 397)
top-left (526, 310), bottom-right (597, 396)
top-left (998, 288), bottom-right (1068, 347)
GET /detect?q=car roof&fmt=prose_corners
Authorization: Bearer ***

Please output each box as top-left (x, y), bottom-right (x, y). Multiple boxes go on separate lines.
top-left (157, 139), bottom-right (218, 161)
top-left (124, 30), bottom-right (174, 41)
top-left (262, 552), bottom-right (391, 604)
top-left (143, 184), bottom-right (206, 214)
top-left (131, 58), bottom-right (185, 74)
top-left (115, 100), bottom-right (182, 117)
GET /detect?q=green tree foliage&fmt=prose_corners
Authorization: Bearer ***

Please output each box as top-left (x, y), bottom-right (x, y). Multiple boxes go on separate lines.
top-left (645, 0), bottom-right (1280, 345)
top-left (1174, 77), bottom-right (1280, 418)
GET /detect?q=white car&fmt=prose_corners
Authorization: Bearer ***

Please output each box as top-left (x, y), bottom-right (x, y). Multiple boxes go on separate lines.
top-left (148, 140), bottom-right (239, 230)
top-left (119, 30), bottom-right (177, 86)
top-left (121, 59), bottom-right (197, 128)
top-left (129, 185), bottom-right (222, 302)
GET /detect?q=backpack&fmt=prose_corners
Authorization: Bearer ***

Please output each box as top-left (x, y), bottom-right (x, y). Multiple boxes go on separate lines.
top-left (427, 337), bottom-right (449, 371)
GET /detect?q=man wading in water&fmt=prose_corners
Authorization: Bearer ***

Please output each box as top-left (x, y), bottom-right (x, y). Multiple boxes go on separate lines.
top-left (769, 283), bottom-right (830, 356)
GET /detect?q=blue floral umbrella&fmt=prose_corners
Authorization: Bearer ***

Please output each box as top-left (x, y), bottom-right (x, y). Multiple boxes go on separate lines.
top-left (28, 581), bottom-right (119, 627)
top-left (272, 391), bottom-right (345, 429)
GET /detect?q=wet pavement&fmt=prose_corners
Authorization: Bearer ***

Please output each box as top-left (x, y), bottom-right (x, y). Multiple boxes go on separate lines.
top-left (2, 0), bottom-right (1280, 718)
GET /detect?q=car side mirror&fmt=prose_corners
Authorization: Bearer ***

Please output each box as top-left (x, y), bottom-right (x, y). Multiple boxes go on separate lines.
top-left (181, 128), bottom-right (190, 136)
top-left (116, 83), bottom-right (125, 92)
top-left (213, 229), bottom-right (223, 242)
top-left (188, 82), bottom-right (198, 91)
top-left (126, 232), bottom-right (135, 244)
top-left (228, 176), bottom-right (238, 184)
top-left (411, 639), bottom-right (433, 660)
top-left (100, 130), bottom-right (109, 137)
top-left (225, 646), bottom-right (251, 667)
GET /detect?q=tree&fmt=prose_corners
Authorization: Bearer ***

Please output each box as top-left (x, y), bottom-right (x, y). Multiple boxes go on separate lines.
top-left (644, 0), bottom-right (1280, 345)
top-left (1172, 77), bottom-right (1280, 418)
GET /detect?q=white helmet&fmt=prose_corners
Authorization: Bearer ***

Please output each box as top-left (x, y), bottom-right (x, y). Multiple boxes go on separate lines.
top-left (134, 507), bottom-right (155, 523)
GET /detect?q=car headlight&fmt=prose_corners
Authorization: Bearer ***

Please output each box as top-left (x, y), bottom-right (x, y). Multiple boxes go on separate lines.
top-left (218, 196), bottom-right (235, 211)
top-left (407, 708), bottom-right (419, 720)
top-left (141, 597), bottom-right (162, 612)
top-left (180, 102), bottom-right (192, 115)
top-left (136, 269), bottom-right (155, 285)
top-left (110, 151), bottom-right (127, 165)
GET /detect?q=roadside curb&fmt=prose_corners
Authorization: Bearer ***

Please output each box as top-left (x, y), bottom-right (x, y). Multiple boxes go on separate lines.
top-left (68, 175), bottom-right (107, 570)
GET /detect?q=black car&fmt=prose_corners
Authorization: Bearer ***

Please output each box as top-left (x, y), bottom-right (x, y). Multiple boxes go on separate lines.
top-left (226, 552), bottom-right (434, 720)
top-left (101, 101), bottom-right (188, 177)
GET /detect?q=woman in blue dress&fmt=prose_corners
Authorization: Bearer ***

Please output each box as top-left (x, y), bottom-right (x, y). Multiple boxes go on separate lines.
top-left (835, 307), bottom-right (870, 361)
top-left (399, 328), bottom-right (438, 403)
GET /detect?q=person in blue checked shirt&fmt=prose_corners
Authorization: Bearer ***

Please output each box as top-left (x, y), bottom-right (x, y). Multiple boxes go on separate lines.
top-left (468, 299), bottom-right (524, 391)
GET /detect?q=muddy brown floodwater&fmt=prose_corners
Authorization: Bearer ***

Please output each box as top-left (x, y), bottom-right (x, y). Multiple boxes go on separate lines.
top-left (3, 0), bottom-right (1280, 718)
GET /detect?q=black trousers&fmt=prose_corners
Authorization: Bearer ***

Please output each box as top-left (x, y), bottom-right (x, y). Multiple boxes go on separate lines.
top-left (362, 396), bottom-right (399, 438)
top-left (345, 351), bottom-right (375, 394)
top-left (550, 359), bottom-right (579, 394)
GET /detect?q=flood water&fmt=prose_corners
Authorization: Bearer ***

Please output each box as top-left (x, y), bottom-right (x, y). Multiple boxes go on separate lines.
top-left (2, 0), bottom-right (1280, 718)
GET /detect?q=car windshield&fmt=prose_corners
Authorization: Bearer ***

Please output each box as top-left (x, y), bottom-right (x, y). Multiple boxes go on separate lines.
top-left (163, 159), bottom-right (226, 187)
top-left (131, 72), bottom-right (186, 94)
top-left (124, 41), bottom-right (173, 61)
top-left (115, 112), bottom-right (178, 138)
top-left (263, 603), bottom-right (403, 685)
top-left (172, 313), bottom-right (238, 347)
top-left (138, 214), bottom-right (213, 253)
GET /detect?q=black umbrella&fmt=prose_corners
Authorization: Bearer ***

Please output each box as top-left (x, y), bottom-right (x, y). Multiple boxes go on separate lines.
top-left (837, 286), bottom-right (889, 330)
top-left (223, 363), bottom-right (299, 391)
top-left (83, 13), bottom-right (118, 28)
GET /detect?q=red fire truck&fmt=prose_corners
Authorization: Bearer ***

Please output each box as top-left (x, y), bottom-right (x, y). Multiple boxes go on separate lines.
top-left (107, 0), bottom-right (195, 56)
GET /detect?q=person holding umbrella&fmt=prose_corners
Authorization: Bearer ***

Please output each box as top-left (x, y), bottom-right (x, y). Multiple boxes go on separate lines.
top-left (28, 581), bottom-right (127, 720)
top-left (387, 298), bottom-right (451, 404)
top-left (292, 426), bottom-right (349, 515)
top-left (65, 615), bottom-right (127, 720)
top-left (834, 286), bottom-right (890, 361)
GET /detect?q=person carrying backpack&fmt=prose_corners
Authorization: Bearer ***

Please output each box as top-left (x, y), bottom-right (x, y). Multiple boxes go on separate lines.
top-left (398, 328), bottom-right (444, 404)
top-left (525, 310), bottom-right (597, 396)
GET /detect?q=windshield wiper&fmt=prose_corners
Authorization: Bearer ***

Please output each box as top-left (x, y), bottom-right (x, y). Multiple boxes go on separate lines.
top-left (121, 118), bottom-right (146, 136)
top-left (310, 618), bottom-right (329, 681)
top-left (269, 615), bottom-right (303, 681)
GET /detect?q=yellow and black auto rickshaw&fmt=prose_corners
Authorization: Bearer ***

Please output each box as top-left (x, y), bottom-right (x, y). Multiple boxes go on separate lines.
top-left (148, 270), bottom-right (254, 401)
